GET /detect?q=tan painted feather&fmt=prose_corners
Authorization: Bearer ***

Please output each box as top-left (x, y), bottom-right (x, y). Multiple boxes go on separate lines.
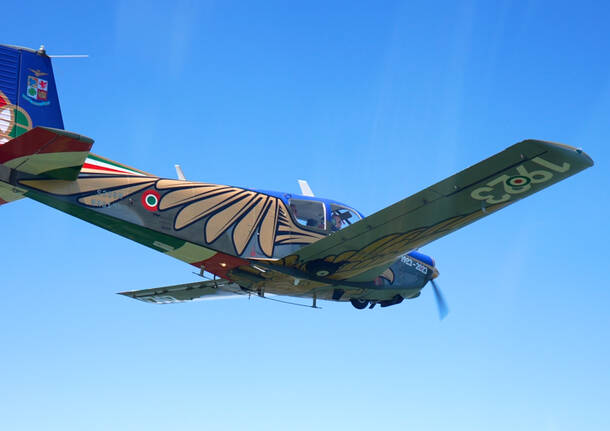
top-left (232, 196), bottom-right (269, 255)
top-left (205, 191), bottom-right (258, 243)
top-left (174, 190), bottom-right (246, 229)
top-left (159, 185), bottom-right (229, 210)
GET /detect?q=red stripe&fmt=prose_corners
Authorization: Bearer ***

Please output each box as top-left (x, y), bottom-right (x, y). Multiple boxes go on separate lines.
top-left (82, 163), bottom-right (129, 174)
top-left (0, 127), bottom-right (92, 164)
top-left (190, 253), bottom-right (249, 279)
top-left (38, 134), bottom-right (92, 154)
top-left (0, 198), bottom-right (7, 206)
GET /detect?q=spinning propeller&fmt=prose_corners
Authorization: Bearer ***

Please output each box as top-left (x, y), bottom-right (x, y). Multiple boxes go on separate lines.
top-left (430, 279), bottom-right (449, 320)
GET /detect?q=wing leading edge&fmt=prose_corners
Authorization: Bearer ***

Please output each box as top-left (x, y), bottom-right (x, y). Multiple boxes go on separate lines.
top-left (269, 140), bottom-right (593, 283)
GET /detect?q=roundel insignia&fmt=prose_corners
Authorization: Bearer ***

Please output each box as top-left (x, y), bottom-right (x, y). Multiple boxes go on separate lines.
top-left (506, 175), bottom-right (531, 187)
top-left (0, 90), bottom-right (33, 145)
top-left (141, 190), bottom-right (161, 211)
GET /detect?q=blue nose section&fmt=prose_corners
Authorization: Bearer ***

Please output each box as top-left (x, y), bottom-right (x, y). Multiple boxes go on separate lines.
top-left (407, 250), bottom-right (435, 267)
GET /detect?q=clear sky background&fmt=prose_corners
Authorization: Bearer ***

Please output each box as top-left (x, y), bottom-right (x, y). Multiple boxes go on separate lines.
top-left (1, 1), bottom-right (609, 430)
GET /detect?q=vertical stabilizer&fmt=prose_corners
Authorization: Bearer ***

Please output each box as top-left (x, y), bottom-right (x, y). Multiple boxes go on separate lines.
top-left (0, 44), bottom-right (70, 204)
top-left (0, 44), bottom-right (64, 147)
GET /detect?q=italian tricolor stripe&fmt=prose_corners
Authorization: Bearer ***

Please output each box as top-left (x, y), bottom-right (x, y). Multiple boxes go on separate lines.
top-left (81, 154), bottom-right (151, 176)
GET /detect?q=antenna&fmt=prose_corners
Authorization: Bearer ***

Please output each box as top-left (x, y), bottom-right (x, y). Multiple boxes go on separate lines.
top-left (175, 164), bottom-right (186, 181)
top-left (38, 43), bottom-right (89, 58)
top-left (48, 55), bottom-right (89, 58)
top-left (297, 179), bottom-right (314, 197)
top-left (255, 294), bottom-right (322, 309)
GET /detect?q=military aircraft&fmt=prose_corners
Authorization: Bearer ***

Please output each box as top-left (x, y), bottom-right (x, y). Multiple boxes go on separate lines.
top-left (0, 44), bottom-right (594, 316)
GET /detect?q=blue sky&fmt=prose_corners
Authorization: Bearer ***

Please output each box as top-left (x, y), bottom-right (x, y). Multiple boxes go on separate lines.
top-left (1, 1), bottom-right (609, 430)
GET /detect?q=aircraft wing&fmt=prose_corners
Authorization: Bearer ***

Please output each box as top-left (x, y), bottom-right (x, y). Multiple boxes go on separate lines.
top-left (118, 278), bottom-right (246, 304)
top-left (270, 140), bottom-right (593, 282)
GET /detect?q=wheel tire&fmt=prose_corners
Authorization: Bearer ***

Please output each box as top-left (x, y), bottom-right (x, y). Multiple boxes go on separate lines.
top-left (306, 260), bottom-right (341, 278)
top-left (350, 298), bottom-right (370, 310)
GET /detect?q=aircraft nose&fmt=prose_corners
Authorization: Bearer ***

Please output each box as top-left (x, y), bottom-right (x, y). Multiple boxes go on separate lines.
top-left (406, 250), bottom-right (438, 279)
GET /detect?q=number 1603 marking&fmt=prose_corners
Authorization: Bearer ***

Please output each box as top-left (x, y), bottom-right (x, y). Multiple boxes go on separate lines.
top-left (471, 157), bottom-right (570, 205)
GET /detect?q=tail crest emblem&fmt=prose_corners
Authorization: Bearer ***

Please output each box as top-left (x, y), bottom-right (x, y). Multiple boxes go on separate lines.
top-left (24, 75), bottom-right (50, 106)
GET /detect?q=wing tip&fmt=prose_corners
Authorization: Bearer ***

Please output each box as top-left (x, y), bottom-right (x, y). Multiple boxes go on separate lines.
top-left (519, 139), bottom-right (594, 167)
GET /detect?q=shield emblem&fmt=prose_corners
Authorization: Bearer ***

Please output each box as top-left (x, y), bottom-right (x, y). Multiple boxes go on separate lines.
top-left (26, 75), bottom-right (49, 101)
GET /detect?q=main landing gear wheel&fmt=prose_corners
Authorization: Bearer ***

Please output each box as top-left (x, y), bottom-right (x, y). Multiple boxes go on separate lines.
top-left (350, 298), bottom-right (369, 309)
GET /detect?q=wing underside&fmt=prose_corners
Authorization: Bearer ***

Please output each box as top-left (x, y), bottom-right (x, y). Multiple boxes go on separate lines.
top-left (119, 270), bottom-right (423, 304)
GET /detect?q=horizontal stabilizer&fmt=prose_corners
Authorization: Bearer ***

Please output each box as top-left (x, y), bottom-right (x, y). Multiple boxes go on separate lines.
top-left (0, 126), bottom-right (93, 180)
top-left (0, 181), bottom-right (25, 206)
top-left (119, 278), bottom-right (245, 304)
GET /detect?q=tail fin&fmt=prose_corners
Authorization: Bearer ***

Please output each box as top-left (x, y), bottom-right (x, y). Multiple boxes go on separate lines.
top-left (0, 44), bottom-right (64, 146)
top-left (0, 45), bottom-right (92, 187)
top-left (0, 44), bottom-right (146, 206)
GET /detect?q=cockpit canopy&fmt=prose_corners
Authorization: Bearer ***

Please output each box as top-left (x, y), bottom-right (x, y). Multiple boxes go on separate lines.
top-left (289, 198), bottom-right (362, 232)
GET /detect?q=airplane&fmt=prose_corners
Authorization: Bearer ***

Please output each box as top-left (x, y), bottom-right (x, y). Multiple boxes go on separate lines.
top-left (0, 43), bottom-right (594, 316)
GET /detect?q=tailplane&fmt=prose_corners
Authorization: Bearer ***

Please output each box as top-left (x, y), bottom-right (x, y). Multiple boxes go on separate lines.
top-left (0, 181), bottom-right (24, 206)
top-left (0, 126), bottom-right (93, 180)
